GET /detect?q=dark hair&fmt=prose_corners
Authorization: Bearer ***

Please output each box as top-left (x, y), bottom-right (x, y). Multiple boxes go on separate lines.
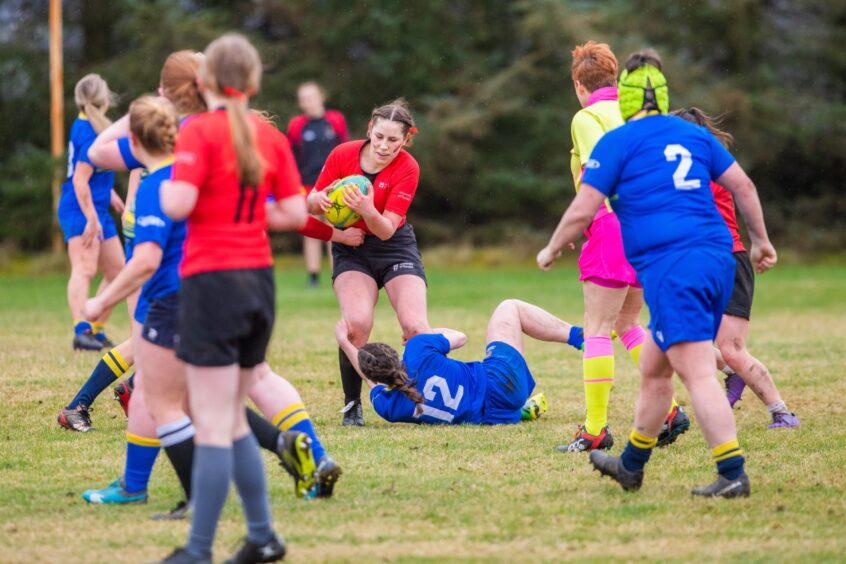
top-left (624, 48), bottom-right (663, 73)
top-left (672, 107), bottom-right (734, 148)
top-left (358, 343), bottom-right (424, 412)
top-left (371, 98), bottom-right (417, 144)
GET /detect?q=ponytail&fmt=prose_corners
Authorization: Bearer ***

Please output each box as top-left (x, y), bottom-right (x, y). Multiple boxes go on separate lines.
top-left (74, 73), bottom-right (116, 134)
top-left (358, 343), bottom-right (424, 414)
top-left (201, 33), bottom-right (264, 187)
top-left (671, 107), bottom-right (735, 148)
top-left (129, 95), bottom-right (179, 155)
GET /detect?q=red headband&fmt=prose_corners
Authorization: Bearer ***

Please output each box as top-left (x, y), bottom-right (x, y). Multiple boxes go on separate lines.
top-left (222, 86), bottom-right (247, 100)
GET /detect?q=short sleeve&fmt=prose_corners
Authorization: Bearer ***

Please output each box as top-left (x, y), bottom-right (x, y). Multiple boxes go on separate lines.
top-left (706, 131), bottom-right (736, 180)
top-left (383, 156), bottom-right (419, 216)
top-left (273, 133), bottom-right (304, 200)
top-left (580, 130), bottom-right (626, 197)
top-left (313, 146), bottom-right (341, 192)
top-left (118, 137), bottom-right (144, 170)
top-left (172, 120), bottom-right (208, 188)
top-left (75, 139), bottom-right (95, 167)
top-left (133, 181), bottom-right (172, 249)
top-left (370, 385), bottom-right (417, 423)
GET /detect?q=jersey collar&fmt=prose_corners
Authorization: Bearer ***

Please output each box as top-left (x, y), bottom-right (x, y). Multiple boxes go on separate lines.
top-left (147, 155), bottom-right (175, 174)
top-left (78, 112), bottom-right (88, 120)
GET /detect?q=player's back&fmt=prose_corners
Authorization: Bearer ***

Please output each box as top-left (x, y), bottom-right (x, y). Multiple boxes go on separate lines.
top-left (370, 334), bottom-right (486, 425)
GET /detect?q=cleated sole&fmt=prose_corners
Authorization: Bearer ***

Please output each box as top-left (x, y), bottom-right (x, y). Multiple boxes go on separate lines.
top-left (656, 418), bottom-right (690, 448)
top-left (316, 464), bottom-right (343, 499)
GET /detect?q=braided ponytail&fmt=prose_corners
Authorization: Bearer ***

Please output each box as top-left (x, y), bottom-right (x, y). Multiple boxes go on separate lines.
top-left (74, 73), bottom-right (116, 134)
top-left (129, 95), bottom-right (179, 155)
top-left (359, 343), bottom-right (424, 412)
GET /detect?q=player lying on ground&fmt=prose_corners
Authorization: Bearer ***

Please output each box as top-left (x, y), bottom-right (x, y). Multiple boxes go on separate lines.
top-left (336, 299), bottom-right (584, 425)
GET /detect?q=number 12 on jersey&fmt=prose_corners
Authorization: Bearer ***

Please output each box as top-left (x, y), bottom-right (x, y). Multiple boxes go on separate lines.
top-left (664, 144), bottom-right (701, 190)
top-left (415, 375), bottom-right (464, 423)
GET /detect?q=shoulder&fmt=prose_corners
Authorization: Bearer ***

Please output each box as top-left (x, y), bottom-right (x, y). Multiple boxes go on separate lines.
top-left (389, 149), bottom-right (419, 174)
top-left (324, 110), bottom-right (346, 125)
top-left (72, 118), bottom-right (96, 143)
top-left (334, 140), bottom-right (366, 156)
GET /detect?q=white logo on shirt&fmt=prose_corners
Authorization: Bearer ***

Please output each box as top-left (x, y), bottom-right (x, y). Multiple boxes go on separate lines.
top-left (137, 215), bottom-right (166, 228)
top-left (584, 159), bottom-right (601, 169)
top-left (378, 181), bottom-right (388, 189)
top-left (175, 151), bottom-right (196, 165)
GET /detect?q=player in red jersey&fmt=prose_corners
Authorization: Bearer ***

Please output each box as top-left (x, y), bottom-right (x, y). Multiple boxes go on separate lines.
top-left (300, 98), bottom-right (429, 426)
top-left (159, 34), bottom-right (306, 564)
top-left (287, 81), bottom-right (349, 287)
top-left (673, 107), bottom-right (799, 429)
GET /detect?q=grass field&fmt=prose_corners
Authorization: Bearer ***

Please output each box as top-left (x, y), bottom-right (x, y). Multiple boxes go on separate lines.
top-left (1, 261), bottom-right (845, 562)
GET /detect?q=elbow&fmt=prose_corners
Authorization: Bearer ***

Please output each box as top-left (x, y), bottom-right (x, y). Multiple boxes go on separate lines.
top-left (375, 228), bottom-right (396, 241)
top-left (161, 199), bottom-right (189, 221)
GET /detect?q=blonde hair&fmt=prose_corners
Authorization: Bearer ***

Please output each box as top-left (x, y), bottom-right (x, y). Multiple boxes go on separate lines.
top-left (201, 34), bottom-right (264, 187)
top-left (129, 95), bottom-right (179, 155)
top-left (74, 73), bottom-right (116, 134)
top-left (160, 51), bottom-right (207, 116)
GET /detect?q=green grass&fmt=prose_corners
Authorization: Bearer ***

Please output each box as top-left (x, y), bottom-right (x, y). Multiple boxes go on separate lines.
top-left (1, 262), bottom-right (845, 562)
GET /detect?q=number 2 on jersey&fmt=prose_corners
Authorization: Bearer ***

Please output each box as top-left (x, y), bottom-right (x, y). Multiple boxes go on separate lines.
top-left (417, 375), bottom-right (464, 423)
top-left (664, 144), bottom-right (701, 190)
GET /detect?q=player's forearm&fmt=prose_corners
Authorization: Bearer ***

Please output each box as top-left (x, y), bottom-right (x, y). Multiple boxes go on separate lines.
top-left (90, 114), bottom-right (131, 169)
top-left (732, 180), bottom-right (770, 246)
top-left (73, 180), bottom-right (98, 220)
top-left (97, 259), bottom-right (155, 310)
top-left (360, 210), bottom-right (397, 240)
top-left (547, 205), bottom-right (592, 253)
top-left (266, 197), bottom-right (307, 232)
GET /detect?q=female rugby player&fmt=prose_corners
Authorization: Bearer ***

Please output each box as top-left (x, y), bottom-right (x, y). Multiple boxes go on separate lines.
top-left (336, 300), bottom-right (584, 425)
top-left (59, 74), bottom-right (125, 351)
top-left (303, 98), bottom-right (429, 426)
top-left (160, 34), bottom-right (306, 563)
top-left (538, 52), bottom-right (777, 498)
top-left (673, 107), bottom-right (799, 429)
top-left (287, 81), bottom-right (349, 287)
top-left (559, 42), bottom-right (686, 453)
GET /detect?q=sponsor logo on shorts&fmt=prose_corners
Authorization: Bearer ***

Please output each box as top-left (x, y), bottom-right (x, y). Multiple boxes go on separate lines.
top-left (584, 158), bottom-right (600, 169)
top-left (137, 215), bottom-right (166, 228)
top-left (147, 327), bottom-right (158, 341)
top-left (656, 330), bottom-right (664, 343)
top-left (393, 262), bottom-right (416, 272)
top-left (486, 345), bottom-right (496, 357)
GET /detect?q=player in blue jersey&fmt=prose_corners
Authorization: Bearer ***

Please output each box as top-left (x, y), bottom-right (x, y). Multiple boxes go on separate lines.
top-left (59, 74), bottom-right (125, 352)
top-left (335, 299), bottom-right (584, 425)
top-left (537, 50), bottom-right (777, 498)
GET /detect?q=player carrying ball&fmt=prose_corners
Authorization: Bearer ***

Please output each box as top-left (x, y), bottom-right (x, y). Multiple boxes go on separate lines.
top-left (335, 300), bottom-right (584, 425)
top-left (538, 50), bottom-right (777, 498)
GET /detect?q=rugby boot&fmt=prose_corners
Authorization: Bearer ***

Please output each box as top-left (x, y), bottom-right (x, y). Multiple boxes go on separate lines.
top-left (691, 473), bottom-right (750, 498)
top-left (314, 455), bottom-right (343, 498)
top-left (275, 431), bottom-right (317, 498)
top-left (73, 331), bottom-right (103, 351)
top-left (83, 478), bottom-right (147, 504)
top-left (656, 405), bottom-right (690, 447)
top-left (159, 548), bottom-right (212, 564)
top-left (589, 450), bottom-right (644, 492)
top-left (768, 411), bottom-right (800, 429)
top-left (521, 392), bottom-right (548, 421)
top-left (57, 404), bottom-right (93, 432)
top-left (113, 377), bottom-right (134, 416)
top-left (341, 399), bottom-right (365, 426)
top-left (557, 425), bottom-right (614, 453)
top-left (224, 533), bottom-right (286, 564)
top-left (725, 373), bottom-right (746, 408)
top-left (150, 500), bottom-right (190, 521)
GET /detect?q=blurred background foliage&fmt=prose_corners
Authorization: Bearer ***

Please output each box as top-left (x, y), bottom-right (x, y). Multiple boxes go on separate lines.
top-left (1, 0), bottom-right (844, 253)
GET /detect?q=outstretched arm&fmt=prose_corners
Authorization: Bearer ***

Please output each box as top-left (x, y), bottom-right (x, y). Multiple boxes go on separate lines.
top-left (334, 320), bottom-right (378, 388)
top-left (537, 184), bottom-right (606, 270)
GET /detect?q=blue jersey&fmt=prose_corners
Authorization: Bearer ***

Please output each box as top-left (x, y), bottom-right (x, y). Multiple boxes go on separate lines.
top-left (582, 115), bottom-right (735, 271)
top-left (370, 334), bottom-right (487, 425)
top-left (59, 114), bottom-right (115, 215)
top-left (133, 159), bottom-right (185, 323)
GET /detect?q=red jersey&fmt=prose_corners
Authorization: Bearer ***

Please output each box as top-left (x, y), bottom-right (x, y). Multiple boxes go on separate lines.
top-left (172, 109), bottom-right (303, 277)
top-left (313, 140), bottom-right (419, 234)
top-left (710, 181), bottom-right (745, 253)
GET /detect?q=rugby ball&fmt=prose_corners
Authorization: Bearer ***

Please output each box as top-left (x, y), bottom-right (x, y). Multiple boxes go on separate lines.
top-left (324, 175), bottom-right (372, 228)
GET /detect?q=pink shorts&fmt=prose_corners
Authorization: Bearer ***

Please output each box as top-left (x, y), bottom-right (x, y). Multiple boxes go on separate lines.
top-left (578, 211), bottom-right (640, 289)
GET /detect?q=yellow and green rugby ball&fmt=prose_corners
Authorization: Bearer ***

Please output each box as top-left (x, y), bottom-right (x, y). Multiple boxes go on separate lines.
top-left (324, 175), bottom-right (373, 228)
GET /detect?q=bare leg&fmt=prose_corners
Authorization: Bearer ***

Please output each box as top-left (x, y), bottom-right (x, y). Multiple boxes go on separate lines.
top-left (613, 287), bottom-right (644, 337)
top-left (92, 236), bottom-right (126, 325)
top-left (716, 314), bottom-right (782, 406)
top-left (384, 275), bottom-right (430, 342)
top-left (67, 237), bottom-right (100, 322)
top-left (633, 333), bottom-right (674, 438)
top-left (485, 299), bottom-right (576, 354)
top-left (583, 281), bottom-right (627, 338)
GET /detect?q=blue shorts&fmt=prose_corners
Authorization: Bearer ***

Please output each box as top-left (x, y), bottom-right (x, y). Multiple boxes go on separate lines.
top-left (142, 292), bottom-right (180, 349)
top-left (480, 341), bottom-right (536, 424)
top-left (124, 234), bottom-right (135, 262)
top-left (58, 209), bottom-right (118, 243)
top-left (640, 247), bottom-right (735, 352)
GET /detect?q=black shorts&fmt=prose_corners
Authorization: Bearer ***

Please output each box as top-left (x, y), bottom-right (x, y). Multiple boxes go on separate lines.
top-left (176, 268), bottom-right (275, 368)
top-left (142, 292), bottom-right (180, 350)
top-left (724, 251), bottom-right (755, 320)
top-left (331, 223), bottom-right (427, 289)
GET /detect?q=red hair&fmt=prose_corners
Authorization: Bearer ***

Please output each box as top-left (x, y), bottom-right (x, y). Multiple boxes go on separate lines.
top-left (571, 41), bottom-right (618, 92)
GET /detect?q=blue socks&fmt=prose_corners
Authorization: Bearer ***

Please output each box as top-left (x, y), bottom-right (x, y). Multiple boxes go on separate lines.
top-left (123, 433), bottom-right (160, 494)
top-left (567, 326), bottom-right (585, 351)
top-left (68, 348), bottom-right (129, 409)
top-left (289, 418), bottom-right (325, 462)
top-left (620, 430), bottom-right (657, 473)
top-left (273, 403), bottom-right (326, 462)
top-left (74, 320), bottom-right (92, 335)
